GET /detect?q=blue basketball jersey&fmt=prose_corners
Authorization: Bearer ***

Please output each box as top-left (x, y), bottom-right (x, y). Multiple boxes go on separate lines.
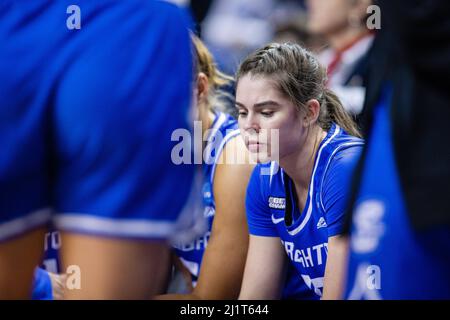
top-left (32, 229), bottom-right (61, 300)
top-left (345, 88), bottom-right (450, 299)
top-left (41, 229), bottom-right (62, 273)
top-left (32, 268), bottom-right (53, 300)
top-left (0, 0), bottom-right (196, 241)
top-left (246, 124), bottom-right (363, 299)
top-left (173, 112), bottom-right (240, 285)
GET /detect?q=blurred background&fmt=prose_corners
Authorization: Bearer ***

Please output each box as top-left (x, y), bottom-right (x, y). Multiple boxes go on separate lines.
top-left (166, 0), bottom-right (373, 129)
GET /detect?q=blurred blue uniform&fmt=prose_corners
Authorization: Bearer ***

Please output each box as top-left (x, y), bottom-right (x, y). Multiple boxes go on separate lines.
top-left (246, 124), bottom-right (363, 299)
top-left (32, 268), bottom-right (53, 300)
top-left (345, 88), bottom-right (450, 299)
top-left (40, 229), bottom-right (62, 273)
top-left (0, 0), bottom-right (196, 241)
top-left (173, 112), bottom-right (239, 286)
top-left (32, 229), bottom-right (61, 300)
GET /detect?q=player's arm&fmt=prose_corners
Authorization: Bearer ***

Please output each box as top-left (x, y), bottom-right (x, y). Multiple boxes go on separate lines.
top-left (321, 235), bottom-right (349, 299)
top-left (238, 162), bottom-right (287, 300)
top-left (48, 271), bottom-right (67, 300)
top-left (238, 234), bottom-right (287, 300)
top-left (158, 136), bottom-right (255, 299)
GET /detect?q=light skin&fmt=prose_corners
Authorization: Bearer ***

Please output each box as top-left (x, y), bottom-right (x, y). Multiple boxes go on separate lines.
top-left (48, 271), bottom-right (67, 300)
top-left (156, 72), bottom-right (254, 300)
top-left (236, 74), bottom-right (346, 300)
top-left (62, 234), bottom-right (171, 299)
top-left (0, 228), bottom-right (45, 299)
top-left (0, 217), bottom-right (171, 300)
top-left (322, 235), bottom-right (349, 299)
top-left (306, 0), bottom-right (372, 51)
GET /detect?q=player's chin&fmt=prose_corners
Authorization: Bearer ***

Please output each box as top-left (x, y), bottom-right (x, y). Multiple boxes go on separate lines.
top-left (249, 151), bottom-right (273, 164)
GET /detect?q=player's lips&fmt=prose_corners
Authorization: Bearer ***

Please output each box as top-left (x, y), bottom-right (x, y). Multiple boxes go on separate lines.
top-left (247, 141), bottom-right (265, 152)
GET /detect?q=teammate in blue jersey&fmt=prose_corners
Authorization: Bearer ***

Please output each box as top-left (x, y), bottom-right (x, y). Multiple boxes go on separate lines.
top-left (159, 34), bottom-right (255, 299)
top-left (32, 266), bottom-right (66, 300)
top-left (341, 0), bottom-right (450, 300)
top-left (235, 43), bottom-right (363, 300)
top-left (0, 0), bottom-right (197, 299)
top-left (344, 87), bottom-right (450, 299)
top-left (32, 268), bottom-right (54, 300)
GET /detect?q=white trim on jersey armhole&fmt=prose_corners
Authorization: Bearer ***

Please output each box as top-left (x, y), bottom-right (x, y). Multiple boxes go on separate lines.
top-left (269, 161), bottom-right (280, 187)
top-left (319, 141), bottom-right (365, 213)
top-left (210, 128), bottom-right (241, 186)
top-left (287, 125), bottom-right (341, 236)
top-left (204, 113), bottom-right (227, 165)
top-left (0, 208), bottom-right (52, 241)
top-left (209, 113), bottom-right (227, 139)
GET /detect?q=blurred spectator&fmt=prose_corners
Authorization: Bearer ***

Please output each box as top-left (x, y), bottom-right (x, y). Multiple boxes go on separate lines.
top-left (164, 0), bottom-right (215, 35)
top-left (200, 0), bottom-right (276, 74)
top-left (273, 11), bottom-right (326, 54)
top-left (306, 0), bottom-right (374, 124)
top-left (199, 0), bottom-right (307, 73)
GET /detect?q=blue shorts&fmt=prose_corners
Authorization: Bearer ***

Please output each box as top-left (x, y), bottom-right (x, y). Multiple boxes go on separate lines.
top-left (0, 0), bottom-right (197, 241)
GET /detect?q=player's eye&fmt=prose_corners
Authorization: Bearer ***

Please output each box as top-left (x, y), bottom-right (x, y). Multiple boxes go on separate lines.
top-left (237, 109), bottom-right (248, 117)
top-left (261, 110), bottom-right (274, 117)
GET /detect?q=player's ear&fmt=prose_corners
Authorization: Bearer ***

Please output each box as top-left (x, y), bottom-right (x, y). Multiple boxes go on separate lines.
top-left (303, 99), bottom-right (321, 127)
top-left (196, 72), bottom-right (209, 103)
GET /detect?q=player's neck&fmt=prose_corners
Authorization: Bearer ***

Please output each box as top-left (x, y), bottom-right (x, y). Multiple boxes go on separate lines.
top-left (281, 127), bottom-right (326, 191)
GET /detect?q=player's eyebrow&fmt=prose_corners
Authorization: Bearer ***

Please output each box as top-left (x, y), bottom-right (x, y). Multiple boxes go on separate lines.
top-left (235, 100), bottom-right (281, 109)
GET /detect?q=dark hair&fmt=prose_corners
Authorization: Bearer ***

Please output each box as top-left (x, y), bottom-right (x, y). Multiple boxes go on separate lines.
top-left (236, 42), bottom-right (361, 137)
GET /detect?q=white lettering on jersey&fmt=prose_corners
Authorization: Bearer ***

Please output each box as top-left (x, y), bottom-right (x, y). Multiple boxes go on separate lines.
top-left (301, 274), bottom-right (324, 297)
top-left (282, 241), bottom-right (328, 268)
top-left (44, 231), bottom-right (62, 251)
top-left (268, 197), bottom-right (286, 209)
top-left (351, 199), bottom-right (385, 253)
top-left (173, 231), bottom-right (211, 251)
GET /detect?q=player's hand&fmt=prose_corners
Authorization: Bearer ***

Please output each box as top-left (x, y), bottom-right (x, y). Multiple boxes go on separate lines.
top-left (48, 272), bottom-right (67, 300)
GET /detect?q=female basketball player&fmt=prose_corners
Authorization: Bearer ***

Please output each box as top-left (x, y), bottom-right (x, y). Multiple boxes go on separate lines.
top-left (158, 34), bottom-right (255, 299)
top-left (0, 0), bottom-right (196, 299)
top-left (236, 43), bottom-right (364, 300)
top-left (30, 34), bottom-right (249, 301)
